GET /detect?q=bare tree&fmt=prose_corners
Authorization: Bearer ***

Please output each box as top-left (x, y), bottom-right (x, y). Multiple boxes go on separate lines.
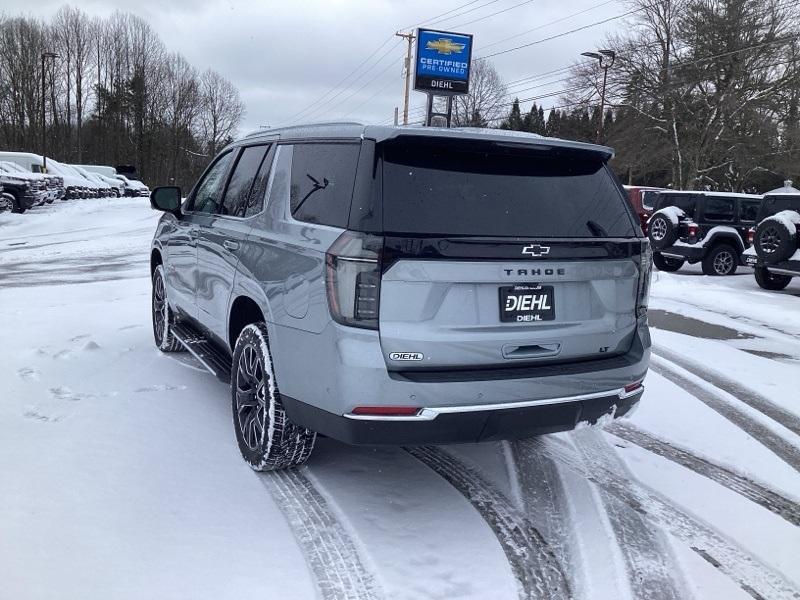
top-left (451, 59), bottom-right (507, 127)
top-left (200, 69), bottom-right (245, 155)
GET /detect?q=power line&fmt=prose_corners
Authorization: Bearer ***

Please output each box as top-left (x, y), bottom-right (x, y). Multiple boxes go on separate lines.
top-left (450, 0), bottom-right (537, 29)
top-left (478, 0), bottom-right (618, 51)
top-left (279, 35), bottom-right (396, 126)
top-left (477, 9), bottom-right (639, 60)
top-left (400, 0), bottom-right (488, 30)
top-left (425, 0), bottom-right (505, 27)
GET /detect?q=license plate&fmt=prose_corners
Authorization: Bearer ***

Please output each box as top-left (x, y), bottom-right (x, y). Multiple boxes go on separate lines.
top-left (499, 285), bottom-right (555, 323)
top-left (744, 254), bottom-right (758, 266)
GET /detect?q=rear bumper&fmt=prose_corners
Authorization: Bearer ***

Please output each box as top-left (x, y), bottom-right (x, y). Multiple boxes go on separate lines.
top-left (269, 317), bottom-right (650, 445)
top-left (659, 245), bottom-right (704, 262)
top-left (282, 387), bottom-right (642, 445)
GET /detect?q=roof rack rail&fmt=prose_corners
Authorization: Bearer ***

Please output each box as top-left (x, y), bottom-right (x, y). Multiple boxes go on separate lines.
top-left (244, 121), bottom-right (365, 138)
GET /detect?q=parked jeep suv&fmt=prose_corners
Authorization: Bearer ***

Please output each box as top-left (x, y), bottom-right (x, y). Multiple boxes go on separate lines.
top-left (647, 190), bottom-right (762, 275)
top-left (743, 181), bottom-right (800, 290)
top-left (149, 124), bottom-right (651, 470)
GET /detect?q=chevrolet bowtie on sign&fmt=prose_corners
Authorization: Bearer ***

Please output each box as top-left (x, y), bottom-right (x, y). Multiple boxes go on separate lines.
top-left (414, 28), bottom-right (473, 95)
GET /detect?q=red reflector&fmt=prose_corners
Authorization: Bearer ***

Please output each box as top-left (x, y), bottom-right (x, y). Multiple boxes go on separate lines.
top-left (352, 406), bottom-right (420, 416)
top-left (624, 381), bottom-right (643, 393)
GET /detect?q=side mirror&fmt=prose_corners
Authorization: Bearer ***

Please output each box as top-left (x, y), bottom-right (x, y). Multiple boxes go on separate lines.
top-left (150, 186), bottom-right (182, 215)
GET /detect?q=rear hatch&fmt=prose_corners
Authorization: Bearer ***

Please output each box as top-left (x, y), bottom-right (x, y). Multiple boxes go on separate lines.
top-left (374, 137), bottom-right (645, 371)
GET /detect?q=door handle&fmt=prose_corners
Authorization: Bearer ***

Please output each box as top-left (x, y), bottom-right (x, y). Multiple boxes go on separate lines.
top-left (223, 240), bottom-right (240, 251)
top-left (502, 343), bottom-right (561, 359)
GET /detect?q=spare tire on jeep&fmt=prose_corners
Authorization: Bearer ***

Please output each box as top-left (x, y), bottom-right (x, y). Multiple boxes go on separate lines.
top-left (648, 212), bottom-right (678, 250)
top-left (754, 214), bottom-right (798, 264)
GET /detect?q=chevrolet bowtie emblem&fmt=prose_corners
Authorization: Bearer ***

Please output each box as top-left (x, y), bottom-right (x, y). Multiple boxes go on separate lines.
top-left (425, 38), bottom-right (466, 55)
top-left (521, 244), bottom-right (550, 257)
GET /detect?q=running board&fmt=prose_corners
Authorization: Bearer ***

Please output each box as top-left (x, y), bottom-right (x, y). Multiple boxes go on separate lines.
top-left (171, 322), bottom-right (232, 384)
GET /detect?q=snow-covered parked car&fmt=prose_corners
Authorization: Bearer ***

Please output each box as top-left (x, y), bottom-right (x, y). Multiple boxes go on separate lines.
top-left (0, 164), bottom-right (49, 212)
top-left (43, 160), bottom-right (93, 199)
top-left (114, 174), bottom-right (150, 197)
top-left (72, 166), bottom-right (117, 197)
top-left (647, 190), bottom-right (763, 275)
top-left (0, 160), bottom-right (64, 203)
top-left (743, 181), bottom-right (800, 290)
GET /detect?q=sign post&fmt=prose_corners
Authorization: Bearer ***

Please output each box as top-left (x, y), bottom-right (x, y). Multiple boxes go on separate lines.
top-left (414, 29), bottom-right (473, 128)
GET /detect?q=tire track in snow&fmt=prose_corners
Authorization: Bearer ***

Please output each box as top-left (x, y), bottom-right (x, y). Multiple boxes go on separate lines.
top-left (521, 436), bottom-right (685, 600)
top-left (650, 360), bottom-right (800, 473)
top-left (650, 295), bottom-right (800, 341)
top-left (406, 446), bottom-right (572, 600)
top-left (258, 469), bottom-right (383, 600)
top-left (542, 430), bottom-right (800, 600)
top-left (607, 420), bottom-right (800, 527)
top-left (654, 345), bottom-right (800, 437)
top-left (507, 441), bottom-right (575, 589)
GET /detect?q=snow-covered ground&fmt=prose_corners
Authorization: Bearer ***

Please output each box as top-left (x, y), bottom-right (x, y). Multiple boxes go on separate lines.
top-left (1, 199), bottom-right (799, 600)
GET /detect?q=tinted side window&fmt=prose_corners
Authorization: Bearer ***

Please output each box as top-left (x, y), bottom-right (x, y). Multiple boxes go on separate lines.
top-left (289, 143), bottom-right (360, 228)
top-left (704, 197), bottom-right (735, 222)
top-left (245, 146), bottom-right (275, 218)
top-left (740, 200), bottom-right (761, 222)
top-left (192, 151), bottom-right (234, 214)
top-left (221, 145), bottom-right (269, 216)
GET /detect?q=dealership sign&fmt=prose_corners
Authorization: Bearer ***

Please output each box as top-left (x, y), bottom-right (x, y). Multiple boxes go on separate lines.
top-left (414, 29), bottom-right (473, 95)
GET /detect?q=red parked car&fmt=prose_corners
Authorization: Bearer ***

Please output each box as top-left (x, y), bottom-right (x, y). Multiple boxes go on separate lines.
top-left (624, 186), bottom-right (666, 231)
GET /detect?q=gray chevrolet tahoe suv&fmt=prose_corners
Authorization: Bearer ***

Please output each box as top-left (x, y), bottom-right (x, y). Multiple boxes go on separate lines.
top-left (149, 123), bottom-right (652, 470)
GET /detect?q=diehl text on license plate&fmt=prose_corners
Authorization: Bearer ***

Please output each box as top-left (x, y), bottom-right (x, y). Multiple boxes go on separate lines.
top-left (499, 285), bottom-right (556, 322)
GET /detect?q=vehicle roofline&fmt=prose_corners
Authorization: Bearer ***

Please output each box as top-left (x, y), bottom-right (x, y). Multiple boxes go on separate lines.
top-left (236, 122), bottom-right (615, 159)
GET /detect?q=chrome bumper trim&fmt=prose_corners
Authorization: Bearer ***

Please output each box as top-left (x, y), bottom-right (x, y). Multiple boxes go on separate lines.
top-left (343, 386), bottom-right (644, 421)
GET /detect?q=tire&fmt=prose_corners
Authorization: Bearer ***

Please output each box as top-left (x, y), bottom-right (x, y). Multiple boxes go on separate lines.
top-left (151, 265), bottom-right (184, 352)
top-left (648, 213), bottom-right (678, 250)
top-left (9, 193), bottom-right (26, 214)
top-left (231, 323), bottom-right (316, 471)
top-left (754, 266), bottom-right (792, 290)
top-left (702, 244), bottom-right (738, 276)
top-left (754, 218), bottom-right (796, 264)
top-left (652, 252), bottom-right (685, 272)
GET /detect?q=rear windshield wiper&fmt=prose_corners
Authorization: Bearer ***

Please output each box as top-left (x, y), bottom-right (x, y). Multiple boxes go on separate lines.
top-left (586, 220), bottom-right (608, 237)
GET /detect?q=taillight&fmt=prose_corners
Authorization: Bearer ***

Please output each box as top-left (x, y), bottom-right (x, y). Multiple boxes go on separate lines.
top-left (687, 222), bottom-right (699, 238)
top-left (637, 240), bottom-right (652, 319)
top-left (326, 231), bottom-right (383, 330)
top-left (747, 228), bottom-right (755, 245)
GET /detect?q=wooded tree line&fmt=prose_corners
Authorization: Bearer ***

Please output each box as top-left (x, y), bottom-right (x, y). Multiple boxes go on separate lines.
top-left (497, 0), bottom-right (800, 192)
top-left (0, 6), bottom-right (244, 188)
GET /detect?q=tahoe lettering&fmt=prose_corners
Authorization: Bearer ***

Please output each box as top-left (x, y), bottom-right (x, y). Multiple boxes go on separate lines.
top-left (504, 268), bottom-right (566, 276)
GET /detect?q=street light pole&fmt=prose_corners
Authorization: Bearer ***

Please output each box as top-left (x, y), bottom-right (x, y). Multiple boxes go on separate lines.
top-left (581, 49), bottom-right (616, 144)
top-left (40, 51), bottom-right (58, 173)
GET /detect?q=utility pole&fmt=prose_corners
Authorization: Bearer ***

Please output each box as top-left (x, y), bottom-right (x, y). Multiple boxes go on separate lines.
top-left (581, 49), bottom-right (615, 144)
top-left (396, 31), bottom-right (416, 126)
top-left (40, 51), bottom-right (58, 173)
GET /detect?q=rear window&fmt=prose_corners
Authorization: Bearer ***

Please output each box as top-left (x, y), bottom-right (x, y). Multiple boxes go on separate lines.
top-left (380, 144), bottom-right (636, 238)
top-left (641, 190), bottom-right (659, 211)
top-left (657, 194), bottom-right (696, 215)
top-left (759, 195), bottom-right (800, 220)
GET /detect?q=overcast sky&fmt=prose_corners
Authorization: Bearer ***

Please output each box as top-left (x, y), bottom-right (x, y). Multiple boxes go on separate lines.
top-left (4, 0), bottom-right (628, 134)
